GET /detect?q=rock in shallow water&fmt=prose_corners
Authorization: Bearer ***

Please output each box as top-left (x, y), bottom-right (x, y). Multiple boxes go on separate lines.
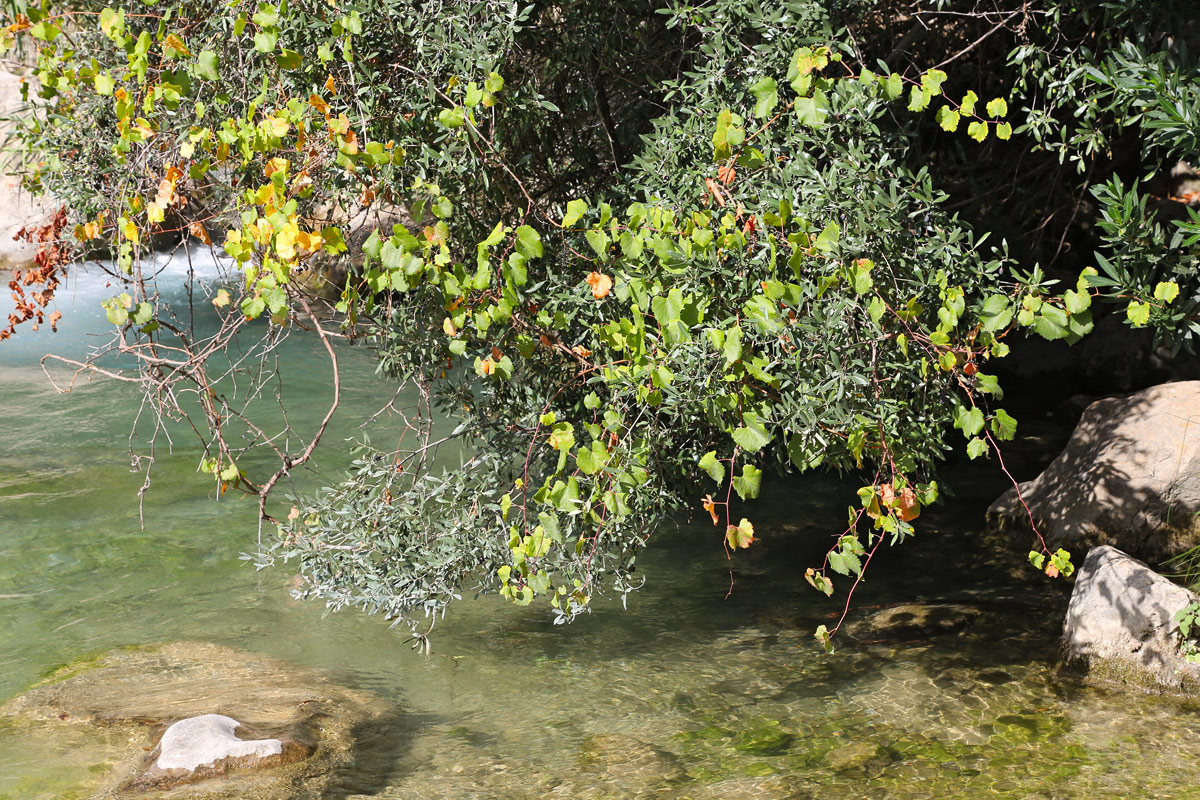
top-left (158, 714), bottom-right (283, 771)
top-left (846, 602), bottom-right (981, 643)
top-left (0, 641), bottom-right (394, 799)
top-left (1063, 545), bottom-right (1200, 693)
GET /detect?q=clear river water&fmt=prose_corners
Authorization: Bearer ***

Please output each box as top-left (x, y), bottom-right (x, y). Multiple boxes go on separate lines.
top-left (3, 250), bottom-right (1200, 799)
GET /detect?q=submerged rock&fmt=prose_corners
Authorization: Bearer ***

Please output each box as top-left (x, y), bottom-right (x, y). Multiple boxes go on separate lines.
top-left (0, 641), bottom-right (393, 799)
top-left (577, 732), bottom-right (685, 790)
top-left (847, 602), bottom-right (981, 643)
top-left (1063, 545), bottom-right (1200, 693)
top-left (989, 381), bottom-right (1200, 561)
top-left (824, 740), bottom-right (886, 772)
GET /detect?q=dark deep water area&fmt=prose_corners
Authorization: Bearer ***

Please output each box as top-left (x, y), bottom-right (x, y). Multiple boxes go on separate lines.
top-left (4, 253), bottom-right (1200, 799)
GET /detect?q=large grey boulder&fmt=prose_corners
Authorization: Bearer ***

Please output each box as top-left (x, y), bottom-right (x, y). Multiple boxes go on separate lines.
top-left (989, 381), bottom-right (1200, 561)
top-left (1063, 545), bottom-right (1200, 692)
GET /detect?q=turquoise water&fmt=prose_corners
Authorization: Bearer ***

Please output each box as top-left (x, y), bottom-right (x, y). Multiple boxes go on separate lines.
top-left (3, 252), bottom-right (1200, 799)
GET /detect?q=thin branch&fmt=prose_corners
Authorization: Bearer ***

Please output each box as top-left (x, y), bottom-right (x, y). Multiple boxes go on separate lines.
top-left (256, 294), bottom-right (341, 535)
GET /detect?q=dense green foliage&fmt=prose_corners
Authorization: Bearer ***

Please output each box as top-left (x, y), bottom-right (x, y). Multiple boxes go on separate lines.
top-left (6, 0), bottom-right (1199, 639)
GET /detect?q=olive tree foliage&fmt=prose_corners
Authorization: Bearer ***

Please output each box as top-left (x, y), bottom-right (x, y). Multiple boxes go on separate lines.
top-left (6, 0), bottom-right (1197, 641)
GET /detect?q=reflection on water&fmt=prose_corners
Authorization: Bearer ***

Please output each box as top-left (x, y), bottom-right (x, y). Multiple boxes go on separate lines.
top-left (3, 253), bottom-right (1200, 799)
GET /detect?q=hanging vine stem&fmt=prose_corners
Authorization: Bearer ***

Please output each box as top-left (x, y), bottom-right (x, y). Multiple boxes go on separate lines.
top-left (256, 294), bottom-right (341, 535)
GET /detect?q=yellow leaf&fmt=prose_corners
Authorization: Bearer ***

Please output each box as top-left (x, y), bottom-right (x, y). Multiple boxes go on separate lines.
top-left (295, 230), bottom-right (324, 253)
top-left (76, 217), bottom-right (104, 241)
top-left (121, 218), bottom-right (139, 244)
top-left (180, 140), bottom-right (195, 158)
top-left (146, 202), bottom-right (165, 224)
top-left (212, 289), bottom-right (231, 308)
top-left (325, 75), bottom-right (337, 94)
top-left (308, 93), bottom-right (330, 114)
top-left (246, 221), bottom-right (270, 245)
top-left (265, 115), bottom-right (289, 138)
top-left (254, 183), bottom-right (275, 206)
top-left (265, 157), bottom-right (289, 178)
top-left (163, 33), bottom-right (190, 56)
top-left (275, 225), bottom-right (298, 261)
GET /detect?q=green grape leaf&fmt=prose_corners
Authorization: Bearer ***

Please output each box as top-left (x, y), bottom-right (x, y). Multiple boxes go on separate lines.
top-left (749, 76), bottom-right (778, 119)
top-left (1155, 281), bottom-right (1180, 303)
top-left (732, 464), bottom-right (763, 500)
top-left (699, 451), bottom-right (725, 485)
top-left (562, 198), bottom-right (588, 228)
top-left (1126, 300), bottom-right (1150, 327)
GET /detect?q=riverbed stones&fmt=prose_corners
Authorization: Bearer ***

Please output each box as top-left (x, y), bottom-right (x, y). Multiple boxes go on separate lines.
top-left (577, 733), bottom-right (685, 790)
top-left (846, 602), bottom-right (982, 643)
top-left (988, 381), bottom-right (1200, 561)
top-left (1063, 545), bottom-right (1200, 693)
top-left (0, 641), bottom-right (393, 799)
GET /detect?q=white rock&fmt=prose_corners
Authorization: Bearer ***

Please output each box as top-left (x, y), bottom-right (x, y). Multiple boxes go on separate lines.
top-left (1064, 545), bottom-right (1200, 691)
top-left (157, 713), bottom-right (283, 772)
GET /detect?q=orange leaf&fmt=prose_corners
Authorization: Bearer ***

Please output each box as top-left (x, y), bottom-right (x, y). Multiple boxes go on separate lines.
top-left (586, 272), bottom-right (612, 300)
top-left (702, 494), bottom-right (719, 525)
top-left (188, 221), bottom-right (212, 245)
top-left (325, 75), bottom-right (337, 94)
top-left (717, 165), bottom-right (736, 185)
top-left (704, 177), bottom-right (726, 208)
top-left (879, 482), bottom-right (920, 522)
